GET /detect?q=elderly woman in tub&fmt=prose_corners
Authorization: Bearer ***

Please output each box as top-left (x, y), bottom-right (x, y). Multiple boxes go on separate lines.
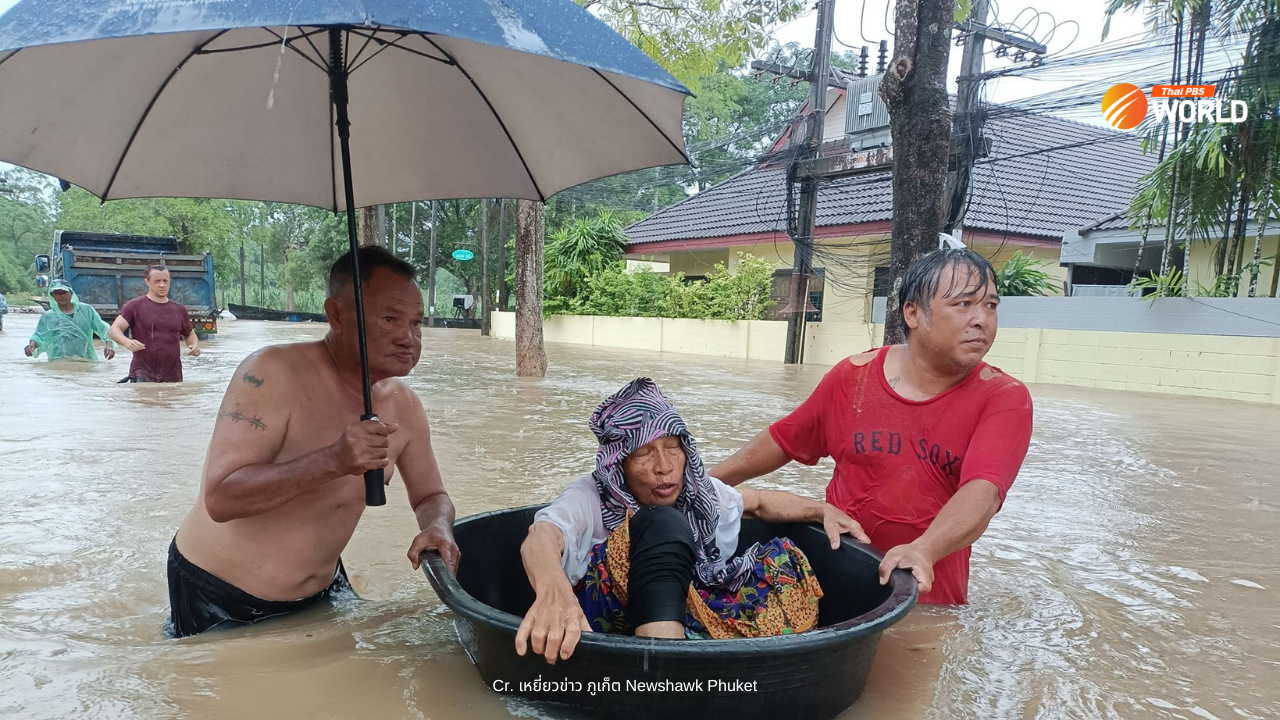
top-left (516, 378), bottom-right (869, 664)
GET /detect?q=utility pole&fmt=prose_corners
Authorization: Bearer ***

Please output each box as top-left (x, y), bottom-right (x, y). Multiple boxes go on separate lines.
top-left (259, 243), bottom-right (265, 306)
top-left (783, 0), bottom-right (835, 365)
top-left (946, 0), bottom-right (990, 239)
top-left (239, 244), bottom-right (246, 305)
top-left (428, 200), bottom-right (438, 327)
top-left (409, 201), bottom-right (416, 263)
top-left (481, 198), bottom-right (491, 336)
top-left (946, 0), bottom-right (1044, 239)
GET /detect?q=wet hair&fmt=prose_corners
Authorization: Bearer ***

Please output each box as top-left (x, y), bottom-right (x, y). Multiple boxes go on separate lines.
top-left (897, 249), bottom-right (996, 336)
top-left (326, 246), bottom-right (417, 299)
top-left (144, 264), bottom-right (169, 279)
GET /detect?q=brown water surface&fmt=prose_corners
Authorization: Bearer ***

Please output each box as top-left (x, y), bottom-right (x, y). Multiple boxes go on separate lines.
top-left (1, 315), bottom-right (1276, 719)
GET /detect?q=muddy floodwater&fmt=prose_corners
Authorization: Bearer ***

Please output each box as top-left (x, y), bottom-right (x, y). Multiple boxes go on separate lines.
top-left (1, 314), bottom-right (1277, 720)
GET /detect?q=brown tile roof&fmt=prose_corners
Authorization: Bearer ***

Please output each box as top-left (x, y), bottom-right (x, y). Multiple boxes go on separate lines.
top-left (625, 110), bottom-right (1156, 246)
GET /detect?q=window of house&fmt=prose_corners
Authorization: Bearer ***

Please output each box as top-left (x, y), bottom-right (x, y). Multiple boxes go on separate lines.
top-left (768, 268), bottom-right (825, 322)
top-left (873, 266), bottom-right (892, 297)
top-left (1071, 265), bottom-right (1133, 286)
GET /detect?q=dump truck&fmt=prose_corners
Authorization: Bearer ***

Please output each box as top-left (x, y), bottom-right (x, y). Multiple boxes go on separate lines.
top-left (35, 231), bottom-right (219, 337)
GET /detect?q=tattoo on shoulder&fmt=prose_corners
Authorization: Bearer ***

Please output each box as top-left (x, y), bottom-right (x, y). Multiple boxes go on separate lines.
top-left (888, 375), bottom-right (901, 388)
top-left (242, 372), bottom-right (264, 388)
top-left (218, 410), bottom-right (268, 431)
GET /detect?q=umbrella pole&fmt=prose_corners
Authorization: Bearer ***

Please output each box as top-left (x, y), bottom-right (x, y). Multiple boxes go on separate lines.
top-left (330, 27), bottom-right (386, 507)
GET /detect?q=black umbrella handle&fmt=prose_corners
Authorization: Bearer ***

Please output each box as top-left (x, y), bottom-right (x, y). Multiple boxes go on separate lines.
top-left (329, 29), bottom-right (384, 509)
top-left (362, 413), bottom-right (387, 507)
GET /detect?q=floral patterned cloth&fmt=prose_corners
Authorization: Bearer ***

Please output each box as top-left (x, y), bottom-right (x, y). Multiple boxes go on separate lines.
top-left (575, 514), bottom-right (824, 639)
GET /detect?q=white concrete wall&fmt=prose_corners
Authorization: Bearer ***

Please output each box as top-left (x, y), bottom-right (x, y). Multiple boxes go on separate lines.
top-left (490, 311), bottom-right (1280, 405)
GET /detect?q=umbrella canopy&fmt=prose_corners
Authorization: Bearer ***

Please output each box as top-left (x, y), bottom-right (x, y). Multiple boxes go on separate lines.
top-left (0, 0), bottom-right (690, 209)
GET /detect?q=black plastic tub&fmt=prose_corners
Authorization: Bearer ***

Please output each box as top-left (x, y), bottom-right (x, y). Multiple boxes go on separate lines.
top-left (423, 505), bottom-right (917, 720)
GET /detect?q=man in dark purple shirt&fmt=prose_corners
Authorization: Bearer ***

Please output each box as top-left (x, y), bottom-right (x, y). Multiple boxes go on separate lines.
top-left (109, 265), bottom-right (200, 382)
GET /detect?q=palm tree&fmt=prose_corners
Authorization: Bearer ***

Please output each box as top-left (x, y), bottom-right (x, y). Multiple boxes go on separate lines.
top-left (543, 210), bottom-right (629, 301)
top-left (1112, 0), bottom-right (1280, 296)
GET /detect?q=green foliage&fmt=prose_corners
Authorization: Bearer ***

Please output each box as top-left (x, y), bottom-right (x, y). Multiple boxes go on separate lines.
top-left (1129, 266), bottom-right (1186, 299)
top-left (1194, 271), bottom-right (1241, 298)
top-left (551, 252), bottom-right (775, 321)
top-left (580, 0), bottom-right (806, 90)
top-left (0, 168), bottom-right (55, 295)
top-left (544, 210), bottom-right (629, 300)
top-left (994, 251), bottom-right (1058, 297)
top-left (1193, 259), bottom-right (1273, 297)
top-left (574, 264), bottom-right (680, 317)
top-left (701, 253), bottom-right (776, 319)
top-left (1116, 0), bottom-right (1280, 294)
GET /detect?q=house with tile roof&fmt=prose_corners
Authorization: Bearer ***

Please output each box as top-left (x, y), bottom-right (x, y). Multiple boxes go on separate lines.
top-left (1060, 210), bottom-right (1280, 297)
top-left (624, 72), bottom-right (1157, 325)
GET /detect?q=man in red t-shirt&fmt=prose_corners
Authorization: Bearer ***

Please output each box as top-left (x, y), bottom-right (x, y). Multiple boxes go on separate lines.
top-left (711, 249), bottom-right (1032, 605)
top-left (109, 265), bottom-right (201, 382)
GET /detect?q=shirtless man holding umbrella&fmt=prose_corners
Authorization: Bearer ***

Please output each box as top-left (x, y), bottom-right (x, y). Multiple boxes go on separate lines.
top-left (166, 247), bottom-right (459, 638)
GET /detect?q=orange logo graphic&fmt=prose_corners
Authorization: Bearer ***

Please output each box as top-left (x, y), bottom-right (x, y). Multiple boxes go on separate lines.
top-left (1101, 84), bottom-right (1148, 130)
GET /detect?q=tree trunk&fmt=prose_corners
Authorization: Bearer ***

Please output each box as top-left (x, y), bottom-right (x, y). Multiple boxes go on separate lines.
top-left (1215, 176), bottom-right (1236, 277)
top-left (1182, 167), bottom-right (1195, 283)
top-left (259, 243), bottom-right (265, 305)
top-left (1248, 157), bottom-right (1274, 297)
top-left (285, 284), bottom-right (295, 312)
top-left (480, 198), bottom-right (491, 336)
top-left (1160, 158), bottom-right (1182, 275)
top-left (428, 201), bottom-right (438, 325)
top-left (1271, 237), bottom-right (1280, 298)
top-left (878, 0), bottom-right (956, 344)
top-left (358, 205), bottom-right (386, 247)
top-left (497, 199), bottom-right (510, 311)
top-left (515, 200), bottom-right (548, 377)
top-left (1134, 121), bottom-right (1170, 277)
top-left (1159, 18), bottom-right (1185, 277)
top-left (1227, 193), bottom-right (1250, 277)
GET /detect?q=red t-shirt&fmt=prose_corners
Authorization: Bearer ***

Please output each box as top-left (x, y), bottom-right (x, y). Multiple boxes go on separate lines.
top-left (769, 347), bottom-right (1033, 605)
top-left (120, 296), bottom-right (192, 383)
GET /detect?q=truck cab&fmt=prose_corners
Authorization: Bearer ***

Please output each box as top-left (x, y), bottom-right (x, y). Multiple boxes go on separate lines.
top-left (35, 231), bottom-right (219, 338)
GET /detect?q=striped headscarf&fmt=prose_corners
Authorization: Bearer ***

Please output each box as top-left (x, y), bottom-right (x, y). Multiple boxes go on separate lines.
top-left (589, 378), bottom-right (754, 592)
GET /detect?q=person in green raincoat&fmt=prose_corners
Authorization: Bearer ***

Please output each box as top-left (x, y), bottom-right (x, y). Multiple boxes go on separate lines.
top-left (24, 280), bottom-right (116, 361)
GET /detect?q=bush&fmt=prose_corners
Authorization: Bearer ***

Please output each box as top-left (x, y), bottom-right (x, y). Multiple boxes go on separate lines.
top-left (994, 251), bottom-right (1058, 297)
top-left (544, 211), bottom-right (629, 300)
top-left (1129, 267), bottom-right (1185, 299)
top-left (702, 254), bottom-right (775, 320)
top-left (554, 252), bottom-right (775, 321)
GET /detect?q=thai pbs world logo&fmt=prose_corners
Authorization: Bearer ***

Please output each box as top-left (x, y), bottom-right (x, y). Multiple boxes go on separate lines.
top-left (1101, 83), bottom-right (1249, 130)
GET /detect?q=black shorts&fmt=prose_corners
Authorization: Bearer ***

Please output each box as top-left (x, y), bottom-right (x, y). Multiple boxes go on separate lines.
top-left (166, 538), bottom-right (352, 638)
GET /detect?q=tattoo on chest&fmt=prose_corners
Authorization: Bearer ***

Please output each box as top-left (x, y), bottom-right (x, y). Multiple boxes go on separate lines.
top-left (887, 375), bottom-right (901, 388)
top-left (219, 410), bottom-right (267, 431)
top-left (242, 372), bottom-right (264, 388)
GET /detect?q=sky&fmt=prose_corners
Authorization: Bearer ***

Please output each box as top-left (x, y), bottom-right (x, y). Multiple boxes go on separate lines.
top-left (770, 0), bottom-right (1151, 117)
top-left (0, 0), bottom-right (1161, 123)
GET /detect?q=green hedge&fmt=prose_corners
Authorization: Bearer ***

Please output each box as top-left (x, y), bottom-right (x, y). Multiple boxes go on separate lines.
top-left (546, 253), bottom-right (775, 321)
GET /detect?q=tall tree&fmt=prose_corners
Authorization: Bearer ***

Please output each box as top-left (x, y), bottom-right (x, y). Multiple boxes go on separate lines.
top-left (0, 168), bottom-right (54, 294)
top-left (515, 199), bottom-right (548, 377)
top-left (507, 0), bottom-right (808, 375)
top-left (880, 0), bottom-right (959, 343)
top-left (358, 205), bottom-right (385, 248)
top-left (581, 0), bottom-right (805, 91)
top-left (1113, 0), bottom-right (1280, 296)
